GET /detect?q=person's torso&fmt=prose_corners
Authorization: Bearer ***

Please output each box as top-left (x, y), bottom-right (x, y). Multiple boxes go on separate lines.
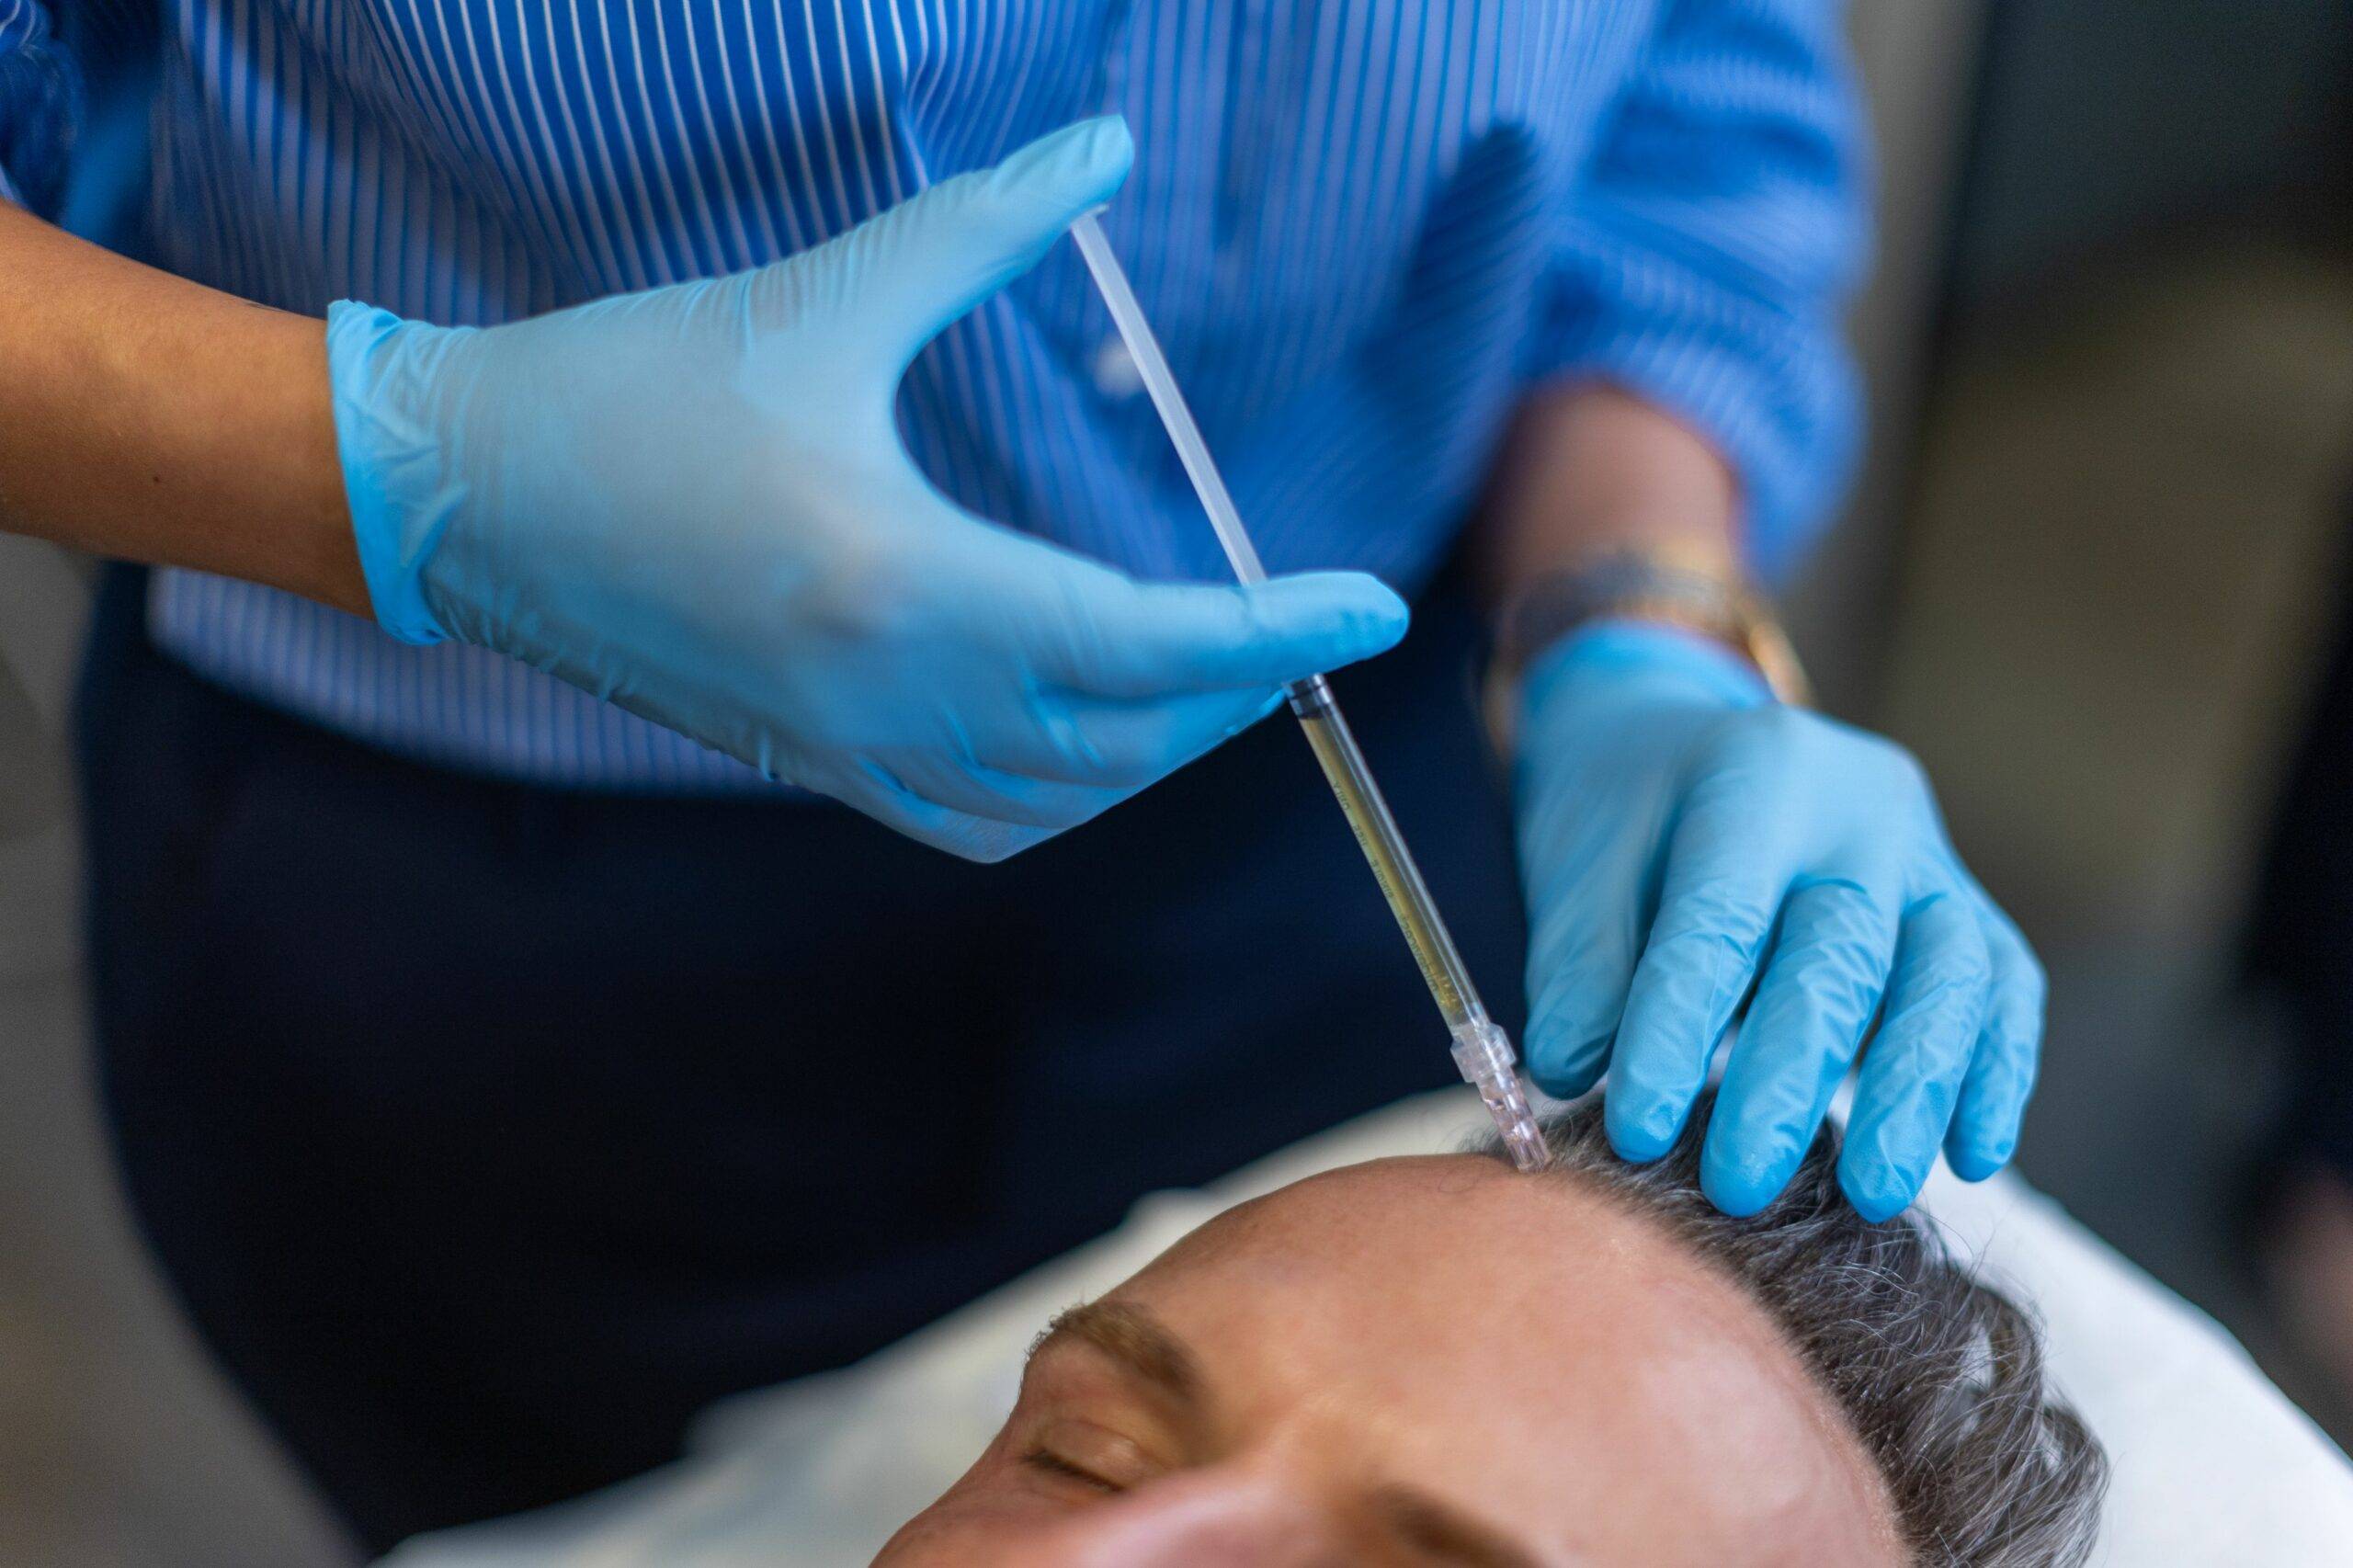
top-left (142, 0), bottom-right (1659, 787)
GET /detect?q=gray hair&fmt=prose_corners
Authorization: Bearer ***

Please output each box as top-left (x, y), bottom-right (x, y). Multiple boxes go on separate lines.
top-left (1482, 1091), bottom-right (2107, 1567)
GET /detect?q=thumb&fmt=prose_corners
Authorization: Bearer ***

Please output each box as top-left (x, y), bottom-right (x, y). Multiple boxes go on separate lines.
top-left (829, 117), bottom-right (1132, 369)
top-left (1043, 568), bottom-right (1411, 698)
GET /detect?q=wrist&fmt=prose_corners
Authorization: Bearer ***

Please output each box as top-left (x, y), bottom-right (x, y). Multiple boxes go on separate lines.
top-left (0, 204), bottom-right (362, 613)
top-left (230, 308), bottom-right (368, 617)
top-left (1522, 617), bottom-right (1778, 714)
top-left (1495, 548), bottom-right (1802, 695)
top-left (1483, 547), bottom-right (1802, 754)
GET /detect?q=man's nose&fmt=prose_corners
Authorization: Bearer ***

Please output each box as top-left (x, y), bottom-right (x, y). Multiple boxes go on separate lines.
top-left (1030, 1466), bottom-right (1348, 1568)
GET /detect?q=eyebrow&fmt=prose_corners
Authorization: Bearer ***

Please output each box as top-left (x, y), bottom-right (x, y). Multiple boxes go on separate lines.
top-left (1029, 1301), bottom-right (1544, 1568)
top-left (1029, 1300), bottom-right (1205, 1415)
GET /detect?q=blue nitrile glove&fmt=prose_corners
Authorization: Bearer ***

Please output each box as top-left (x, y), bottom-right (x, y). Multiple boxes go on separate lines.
top-left (1513, 620), bottom-right (2041, 1221)
top-left (324, 119), bottom-right (1406, 861)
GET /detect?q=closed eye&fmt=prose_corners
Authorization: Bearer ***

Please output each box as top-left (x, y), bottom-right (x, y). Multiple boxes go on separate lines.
top-left (1021, 1445), bottom-right (1125, 1494)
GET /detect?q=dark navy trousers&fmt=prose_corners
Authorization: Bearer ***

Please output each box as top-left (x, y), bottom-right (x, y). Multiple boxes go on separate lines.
top-left (75, 565), bottom-right (1525, 1551)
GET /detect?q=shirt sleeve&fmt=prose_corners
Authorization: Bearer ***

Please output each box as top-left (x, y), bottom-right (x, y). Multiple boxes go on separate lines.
top-left (0, 0), bottom-right (80, 214)
top-left (1530, 0), bottom-right (1871, 583)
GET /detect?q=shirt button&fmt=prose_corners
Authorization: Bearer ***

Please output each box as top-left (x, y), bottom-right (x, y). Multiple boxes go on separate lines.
top-left (1092, 337), bottom-right (1143, 399)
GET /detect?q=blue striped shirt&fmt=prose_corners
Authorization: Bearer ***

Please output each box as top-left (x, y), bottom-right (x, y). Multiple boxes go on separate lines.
top-left (5, 0), bottom-right (1868, 790)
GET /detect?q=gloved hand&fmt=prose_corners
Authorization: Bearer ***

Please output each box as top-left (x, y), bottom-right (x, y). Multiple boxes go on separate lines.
top-left (1512, 620), bottom-right (2040, 1221)
top-left (324, 119), bottom-right (1406, 861)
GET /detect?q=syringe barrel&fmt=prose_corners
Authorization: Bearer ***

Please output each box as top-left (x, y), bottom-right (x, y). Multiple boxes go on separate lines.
top-left (1283, 676), bottom-right (1483, 1034)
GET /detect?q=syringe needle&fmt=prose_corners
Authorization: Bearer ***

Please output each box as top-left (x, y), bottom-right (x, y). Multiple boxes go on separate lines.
top-left (1068, 212), bottom-right (1547, 1171)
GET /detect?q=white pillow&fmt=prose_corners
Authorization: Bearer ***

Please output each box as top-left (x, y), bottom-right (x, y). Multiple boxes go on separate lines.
top-left (384, 1090), bottom-right (2353, 1567)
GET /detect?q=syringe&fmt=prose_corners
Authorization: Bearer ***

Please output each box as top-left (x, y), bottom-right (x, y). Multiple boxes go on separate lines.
top-left (1069, 212), bottom-right (1549, 1174)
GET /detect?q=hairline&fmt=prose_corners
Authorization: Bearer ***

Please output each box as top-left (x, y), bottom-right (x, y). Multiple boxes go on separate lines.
top-left (1480, 1142), bottom-right (1911, 1554)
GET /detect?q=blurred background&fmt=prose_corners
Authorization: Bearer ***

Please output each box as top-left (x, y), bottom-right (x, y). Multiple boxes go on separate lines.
top-left (4, 1), bottom-right (2351, 1562)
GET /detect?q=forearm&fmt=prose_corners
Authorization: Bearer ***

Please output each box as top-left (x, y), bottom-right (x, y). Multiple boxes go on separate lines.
top-left (0, 201), bottom-right (363, 613)
top-left (1472, 381), bottom-right (1743, 606)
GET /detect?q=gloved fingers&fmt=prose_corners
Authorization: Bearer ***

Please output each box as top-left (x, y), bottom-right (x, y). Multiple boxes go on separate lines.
top-left (1036, 566), bottom-right (1409, 699)
top-left (1944, 892), bottom-right (2045, 1181)
top-left (1520, 814), bottom-right (1666, 1100)
top-left (1701, 877), bottom-right (1900, 1216)
top-left (1838, 888), bottom-right (1994, 1221)
top-left (1603, 791), bottom-right (1792, 1165)
top-left (980, 687), bottom-right (1285, 788)
top-left (811, 117), bottom-right (1134, 370)
top-left (870, 745), bottom-right (1131, 832)
top-left (820, 757), bottom-right (1054, 864)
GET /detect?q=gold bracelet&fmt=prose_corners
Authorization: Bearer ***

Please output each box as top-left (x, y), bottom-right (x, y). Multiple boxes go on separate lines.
top-left (1483, 547), bottom-right (1811, 754)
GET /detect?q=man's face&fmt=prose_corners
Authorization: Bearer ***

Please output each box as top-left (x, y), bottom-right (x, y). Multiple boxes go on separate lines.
top-left (876, 1154), bottom-right (1901, 1567)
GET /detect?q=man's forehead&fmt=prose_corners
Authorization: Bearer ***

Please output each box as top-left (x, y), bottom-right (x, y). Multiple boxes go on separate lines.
top-left (1148, 1154), bottom-right (1554, 1256)
top-left (1095, 1152), bottom-right (1901, 1562)
top-left (1125, 1154), bottom-right (1789, 1402)
top-left (1138, 1153), bottom-right (1659, 1291)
